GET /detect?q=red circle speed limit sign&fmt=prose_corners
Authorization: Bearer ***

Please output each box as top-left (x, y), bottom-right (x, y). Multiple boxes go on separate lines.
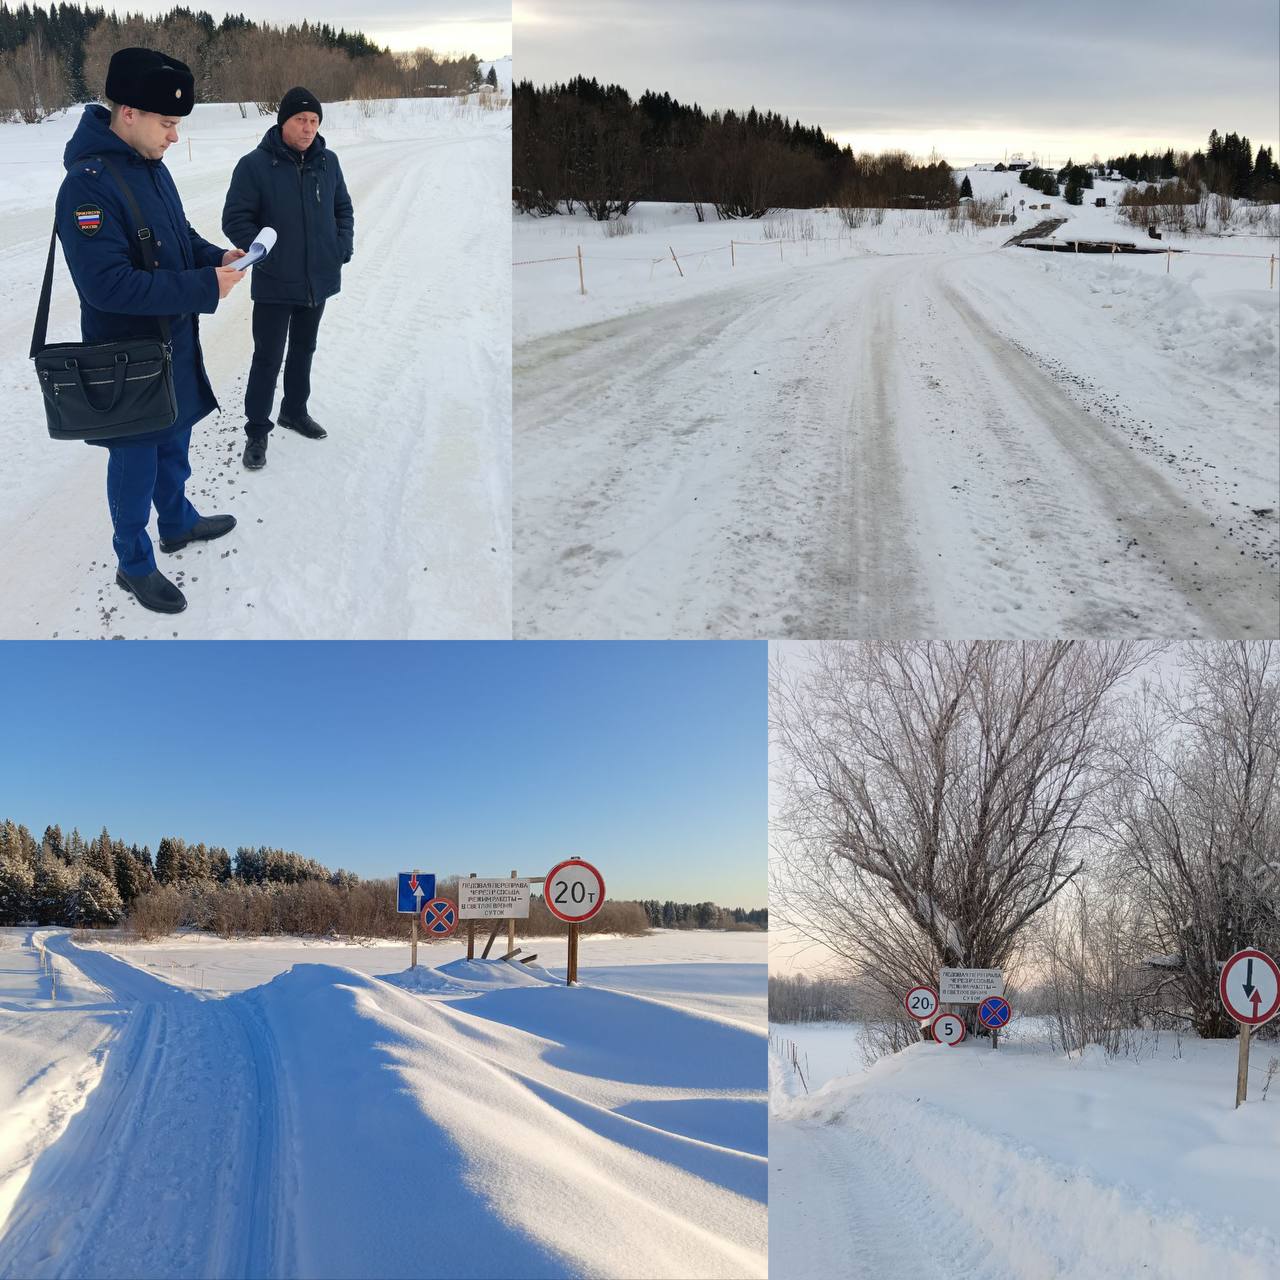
top-left (932, 1013), bottom-right (967, 1046)
top-left (544, 859), bottom-right (605, 923)
top-left (904, 985), bottom-right (939, 1021)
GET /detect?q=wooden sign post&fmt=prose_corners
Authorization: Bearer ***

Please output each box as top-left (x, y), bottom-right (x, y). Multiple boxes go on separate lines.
top-left (466, 872), bottom-right (477, 960)
top-left (410, 867), bottom-right (419, 970)
top-left (459, 872), bottom-right (538, 963)
top-left (544, 858), bottom-right (606, 986)
top-left (1219, 948), bottom-right (1280, 1108)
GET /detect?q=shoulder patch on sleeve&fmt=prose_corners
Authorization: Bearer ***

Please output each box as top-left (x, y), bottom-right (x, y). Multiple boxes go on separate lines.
top-left (73, 203), bottom-right (103, 235)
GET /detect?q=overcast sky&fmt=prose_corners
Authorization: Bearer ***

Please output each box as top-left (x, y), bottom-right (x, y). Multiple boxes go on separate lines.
top-left (107, 2), bottom-right (511, 60)
top-left (516, 0), bottom-right (1278, 165)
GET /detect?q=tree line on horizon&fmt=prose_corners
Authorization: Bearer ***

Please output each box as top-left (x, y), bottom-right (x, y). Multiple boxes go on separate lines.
top-left (0, 819), bottom-right (763, 941)
top-left (0, 2), bottom-right (483, 122)
top-left (514, 76), bottom-right (957, 220)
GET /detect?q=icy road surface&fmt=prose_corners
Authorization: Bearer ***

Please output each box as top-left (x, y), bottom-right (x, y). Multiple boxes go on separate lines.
top-left (514, 210), bottom-right (1278, 639)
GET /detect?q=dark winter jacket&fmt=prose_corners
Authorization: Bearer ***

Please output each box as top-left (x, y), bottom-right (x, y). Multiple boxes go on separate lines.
top-left (55, 104), bottom-right (225, 447)
top-left (221, 127), bottom-right (354, 306)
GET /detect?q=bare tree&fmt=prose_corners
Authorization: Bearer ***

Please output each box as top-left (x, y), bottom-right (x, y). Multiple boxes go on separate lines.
top-left (0, 30), bottom-right (69, 122)
top-left (771, 641), bottom-right (1151, 1034)
top-left (1114, 642), bottom-right (1280, 1038)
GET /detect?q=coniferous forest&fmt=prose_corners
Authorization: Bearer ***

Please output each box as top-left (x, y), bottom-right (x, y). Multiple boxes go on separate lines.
top-left (515, 75), bottom-right (1280, 221)
top-left (513, 76), bottom-right (957, 219)
top-left (0, 2), bottom-right (483, 121)
top-left (0, 817), bottom-right (764, 940)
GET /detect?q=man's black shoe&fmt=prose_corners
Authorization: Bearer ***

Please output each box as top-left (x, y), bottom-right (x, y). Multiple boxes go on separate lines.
top-left (115, 569), bottom-right (187, 614)
top-left (277, 411), bottom-right (327, 439)
top-left (158, 514), bottom-right (237, 554)
top-left (244, 436), bottom-right (268, 470)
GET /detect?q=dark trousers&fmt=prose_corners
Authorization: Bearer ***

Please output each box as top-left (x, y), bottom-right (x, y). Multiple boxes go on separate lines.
top-left (244, 300), bottom-right (326, 438)
top-left (106, 427), bottom-right (200, 577)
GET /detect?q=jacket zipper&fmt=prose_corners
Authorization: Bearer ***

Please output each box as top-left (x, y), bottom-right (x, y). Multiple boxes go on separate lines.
top-left (297, 154), bottom-right (314, 307)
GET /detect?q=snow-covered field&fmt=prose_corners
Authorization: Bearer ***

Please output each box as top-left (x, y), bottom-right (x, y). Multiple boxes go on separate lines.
top-left (0, 927), bottom-right (764, 1279)
top-left (0, 97), bottom-right (510, 639)
top-left (769, 1017), bottom-right (1280, 1280)
top-left (513, 169), bottom-right (1279, 638)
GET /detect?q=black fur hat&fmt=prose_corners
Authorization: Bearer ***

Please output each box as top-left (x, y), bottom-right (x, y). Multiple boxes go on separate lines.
top-left (105, 47), bottom-right (195, 116)
top-left (278, 87), bottom-right (323, 128)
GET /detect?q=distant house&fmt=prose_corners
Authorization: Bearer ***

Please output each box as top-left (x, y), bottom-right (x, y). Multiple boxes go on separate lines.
top-left (1095, 197), bottom-right (1107, 207)
top-left (1007, 154), bottom-right (1032, 171)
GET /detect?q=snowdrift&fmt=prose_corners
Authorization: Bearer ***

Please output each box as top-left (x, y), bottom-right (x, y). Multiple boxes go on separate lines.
top-left (770, 1029), bottom-right (1280, 1280)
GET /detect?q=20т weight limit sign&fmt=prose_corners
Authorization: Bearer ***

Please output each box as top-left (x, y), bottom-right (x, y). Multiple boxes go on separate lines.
top-left (545, 858), bottom-right (605, 923)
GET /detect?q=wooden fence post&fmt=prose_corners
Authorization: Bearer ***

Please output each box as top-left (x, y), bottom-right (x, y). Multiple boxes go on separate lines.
top-left (577, 244), bottom-right (585, 295)
top-left (730, 241), bottom-right (735, 268)
top-left (669, 245), bottom-right (684, 277)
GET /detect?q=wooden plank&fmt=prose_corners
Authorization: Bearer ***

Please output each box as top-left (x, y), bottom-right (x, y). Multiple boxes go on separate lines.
top-left (480, 921), bottom-right (502, 960)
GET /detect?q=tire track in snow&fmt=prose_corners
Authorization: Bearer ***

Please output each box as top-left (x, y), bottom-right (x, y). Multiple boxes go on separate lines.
top-left (0, 936), bottom-right (290, 1280)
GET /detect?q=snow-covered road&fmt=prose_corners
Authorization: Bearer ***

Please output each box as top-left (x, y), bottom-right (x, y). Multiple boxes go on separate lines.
top-left (0, 933), bottom-right (288, 1278)
top-left (0, 929), bottom-right (767, 1279)
top-left (1, 100), bottom-right (510, 639)
top-left (767, 1026), bottom-right (1280, 1280)
top-left (514, 245), bottom-right (1278, 639)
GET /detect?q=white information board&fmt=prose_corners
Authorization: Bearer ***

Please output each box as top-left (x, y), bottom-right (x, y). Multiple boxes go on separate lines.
top-left (458, 879), bottom-right (531, 919)
top-left (939, 968), bottom-right (1004, 1004)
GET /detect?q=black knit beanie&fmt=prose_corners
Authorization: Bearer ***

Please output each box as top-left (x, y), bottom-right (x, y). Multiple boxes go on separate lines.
top-left (278, 87), bottom-right (323, 128)
top-left (105, 48), bottom-right (195, 116)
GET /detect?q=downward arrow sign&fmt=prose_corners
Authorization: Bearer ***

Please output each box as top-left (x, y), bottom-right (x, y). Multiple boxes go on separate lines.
top-left (1242, 958), bottom-right (1256, 999)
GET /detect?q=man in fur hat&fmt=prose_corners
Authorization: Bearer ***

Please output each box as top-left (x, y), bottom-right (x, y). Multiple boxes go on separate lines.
top-left (55, 47), bottom-right (246, 614)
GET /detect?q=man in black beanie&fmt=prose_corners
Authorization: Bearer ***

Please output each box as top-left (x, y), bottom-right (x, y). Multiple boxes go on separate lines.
top-left (55, 47), bottom-right (246, 614)
top-left (222, 86), bottom-right (354, 470)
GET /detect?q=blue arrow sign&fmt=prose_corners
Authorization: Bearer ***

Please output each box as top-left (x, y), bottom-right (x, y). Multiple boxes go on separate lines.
top-left (978, 996), bottom-right (1011, 1029)
top-left (397, 872), bottom-right (435, 914)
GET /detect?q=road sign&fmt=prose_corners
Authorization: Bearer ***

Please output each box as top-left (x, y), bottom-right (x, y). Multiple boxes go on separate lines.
top-left (1219, 949), bottom-right (1280, 1026)
top-left (459, 878), bottom-right (531, 919)
top-left (398, 872), bottom-right (435, 915)
top-left (939, 968), bottom-right (1004, 1004)
top-left (978, 996), bottom-right (1012, 1029)
top-left (904, 985), bottom-right (940, 1021)
top-left (421, 897), bottom-right (459, 936)
top-left (544, 858), bottom-right (605, 924)
top-left (932, 1013), bottom-right (967, 1046)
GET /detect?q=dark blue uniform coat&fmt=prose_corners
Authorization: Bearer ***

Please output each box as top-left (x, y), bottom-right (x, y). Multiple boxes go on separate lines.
top-left (56, 104), bottom-right (225, 446)
top-left (55, 105), bottom-right (228, 577)
top-left (222, 127), bottom-right (354, 306)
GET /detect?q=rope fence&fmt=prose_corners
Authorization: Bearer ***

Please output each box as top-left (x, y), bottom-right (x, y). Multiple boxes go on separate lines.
top-left (513, 231), bottom-right (867, 295)
top-left (518, 232), bottom-right (1278, 294)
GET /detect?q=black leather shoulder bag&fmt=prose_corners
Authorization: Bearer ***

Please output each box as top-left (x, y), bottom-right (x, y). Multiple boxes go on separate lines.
top-left (31, 156), bottom-right (179, 443)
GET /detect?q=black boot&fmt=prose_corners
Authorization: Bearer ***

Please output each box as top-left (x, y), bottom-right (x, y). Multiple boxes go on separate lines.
top-left (244, 436), bottom-right (268, 470)
top-left (277, 411), bottom-right (327, 439)
top-left (116, 568), bottom-right (187, 614)
top-left (159, 514), bottom-right (237, 554)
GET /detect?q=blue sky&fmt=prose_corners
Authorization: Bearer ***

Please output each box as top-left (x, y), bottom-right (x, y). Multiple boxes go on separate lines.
top-left (0, 642), bottom-right (765, 907)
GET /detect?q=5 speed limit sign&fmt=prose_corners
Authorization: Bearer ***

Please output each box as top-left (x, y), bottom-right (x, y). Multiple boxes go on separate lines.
top-left (544, 858), bottom-right (606, 923)
top-left (904, 985), bottom-right (939, 1021)
top-left (932, 1013), bottom-right (967, 1046)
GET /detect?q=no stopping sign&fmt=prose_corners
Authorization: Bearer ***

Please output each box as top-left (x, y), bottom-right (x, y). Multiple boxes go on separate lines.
top-left (544, 859), bottom-right (605, 923)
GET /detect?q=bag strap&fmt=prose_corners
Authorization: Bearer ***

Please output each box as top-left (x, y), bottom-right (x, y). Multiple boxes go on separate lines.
top-left (29, 221), bottom-right (57, 359)
top-left (101, 156), bottom-right (172, 348)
